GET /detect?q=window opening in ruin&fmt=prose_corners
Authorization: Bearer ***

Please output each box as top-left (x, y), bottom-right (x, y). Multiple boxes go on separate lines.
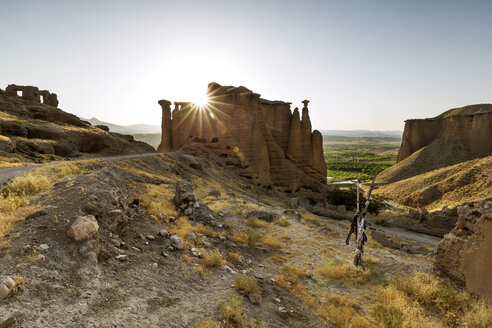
top-left (40, 95), bottom-right (44, 103)
top-left (16, 90), bottom-right (22, 97)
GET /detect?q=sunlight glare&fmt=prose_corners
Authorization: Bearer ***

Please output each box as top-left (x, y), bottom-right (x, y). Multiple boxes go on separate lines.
top-left (191, 92), bottom-right (209, 108)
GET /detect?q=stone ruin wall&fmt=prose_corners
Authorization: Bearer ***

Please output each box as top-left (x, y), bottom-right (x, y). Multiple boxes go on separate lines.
top-left (157, 82), bottom-right (327, 192)
top-left (397, 112), bottom-right (492, 162)
top-left (2, 84), bottom-right (59, 107)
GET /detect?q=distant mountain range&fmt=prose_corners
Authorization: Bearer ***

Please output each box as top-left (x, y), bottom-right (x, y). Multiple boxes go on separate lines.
top-left (83, 117), bottom-right (161, 134)
top-left (320, 130), bottom-right (402, 138)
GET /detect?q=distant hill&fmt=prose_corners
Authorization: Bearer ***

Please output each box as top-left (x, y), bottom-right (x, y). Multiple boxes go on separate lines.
top-left (320, 130), bottom-right (402, 138)
top-left (84, 117), bottom-right (161, 134)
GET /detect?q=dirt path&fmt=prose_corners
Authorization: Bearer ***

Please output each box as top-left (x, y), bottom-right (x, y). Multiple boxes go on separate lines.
top-left (0, 152), bottom-right (157, 185)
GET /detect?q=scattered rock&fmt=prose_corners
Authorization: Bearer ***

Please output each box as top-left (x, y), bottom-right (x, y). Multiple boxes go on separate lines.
top-left (116, 254), bottom-right (128, 261)
top-left (188, 233), bottom-right (196, 240)
top-left (175, 181), bottom-right (195, 206)
top-left (184, 208), bottom-right (193, 216)
top-left (39, 244), bottom-right (49, 251)
top-left (159, 229), bottom-right (170, 237)
top-left (170, 235), bottom-right (184, 250)
top-left (67, 215), bottom-right (99, 242)
top-left (0, 277), bottom-right (16, 299)
top-left (245, 210), bottom-right (280, 222)
top-left (193, 202), bottom-right (200, 208)
top-left (146, 235), bottom-right (155, 241)
top-left (161, 252), bottom-right (169, 258)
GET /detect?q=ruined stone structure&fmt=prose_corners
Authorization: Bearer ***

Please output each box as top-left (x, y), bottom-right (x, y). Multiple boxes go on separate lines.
top-left (157, 82), bottom-right (327, 191)
top-left (435, 199), bottom-right (492, 303)
top-left (397, 104), bottom-right (492, 163)
top-left (4, 84), bottom-right (59, 107)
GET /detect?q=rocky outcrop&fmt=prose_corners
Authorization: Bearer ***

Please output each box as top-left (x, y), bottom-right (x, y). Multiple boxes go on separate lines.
top-left (157, 83), bottom-right (328, 192)
top-left (0, 84), bottom-right (154, 161)
top-left (379, 104), bottom-right (492, 184)
top-left (435, 199), bottom-right (492, 303)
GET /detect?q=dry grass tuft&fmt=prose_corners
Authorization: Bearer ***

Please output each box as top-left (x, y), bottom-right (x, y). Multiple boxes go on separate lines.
top-left (317, 257), bottom-right (375, 286)
top-left (8, 174), bottom-right (52, 196)
top-left (243, 216), bottom-right (269, 228)
top-left (228, 251), bottom-right (242, 264)
top-left (275, 217), bottom-right (291, 227)
top-left (246, 229), bottom-right (262, 247)
top-left (279, 233), bottom-right (291, 241)
top-left (233, 275), bottom-right (259, 295)
top-left (270, 254), bottom-right (288, 264)
top-left (201, 251), bottom-right (225, 268)
top-left (218, 295), bottom-right (245, 328)
top-left (318, 293), bottom-right (372, 328)
top-left (261, 234), bottom-right (282, 248)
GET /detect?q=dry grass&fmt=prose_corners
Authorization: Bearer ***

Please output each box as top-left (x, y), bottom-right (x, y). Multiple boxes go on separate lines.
top-left (201, 251), bottom-right (225, 268)
top-left (218, 295), bottom-right (245, 328)
top-left (0, 155), bottom-right (23, 168)
top-left (376, 155), bottom-right (492, 210)
top-left (230, 231), bottom-right (248, 244)
top-left (316, 257), bottom-right (376, 286)
top-left (261, 234), bottom-right (282, 248)
top-left (228, 252), bottom-right (242, 264)
top-left (274, 217), bottom-right (291, 227)
top-left (270, 254), bottom-right (288, 264)
top-left (373, 271), bottom-right (492, 328)
top-left (246, 229), bottom-right (262, 247)
top-left (279, 233), bottom-right (291, 241)
top-left (317, 293), bottom-right (373, 328)
top-left (243, 216), bottom-right (269, 228)
top-left (0, 162), bottom-right (89, 242)
top-left (233, 275), bottom-right (259, 295)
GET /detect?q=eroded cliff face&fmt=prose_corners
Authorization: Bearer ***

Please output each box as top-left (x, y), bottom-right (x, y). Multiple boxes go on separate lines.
top-left (397, 110), bottom-right (492, 163)
top-left (435, 199), bottom-right (492, 303)
top-left (157, 82), bottom-right (327, 191)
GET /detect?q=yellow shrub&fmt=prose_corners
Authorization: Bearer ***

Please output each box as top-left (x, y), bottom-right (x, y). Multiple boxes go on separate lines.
top-left (8, 174), bottom-right (52, 196)
top-left (234, 275), bottom-right (259, 295)
top-left (228, 251), bottom-right (242, 264)
top-left (279, 233), bottom-right (291, 241)
top-left (218, 295), bottom-right (245, 328)
top-left (202, 251), bottom-right (225, 268)
top-left (243, 216), bottom-right (269, 228)
top-left (261, 234), bottom-right (282, 248)
top-left (275, 217), bottom-right (291, 227)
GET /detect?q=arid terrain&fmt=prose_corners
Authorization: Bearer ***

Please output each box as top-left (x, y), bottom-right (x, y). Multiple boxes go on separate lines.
top-left (0, 88), bottom-right (491, 328)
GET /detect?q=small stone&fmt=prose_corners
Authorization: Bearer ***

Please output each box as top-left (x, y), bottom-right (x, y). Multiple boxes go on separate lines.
top-left (39, 244), bottom-right (49, 251)
top-left (258, 263), bottom-right (264, 268)
top-left (224, 265), bottom-right (237, 275)
top-left (130, 246), bottom-right (141, 252)
top-left (306, 270), bottom-right (313, 278)
top-left (146, 235), bottom-right (155, 241)
top-left (270, 278), bottom-right (276, 283)
top-left (107, 209), bottom-right (122, 216)
top-left (159, 229), bottom-right (170, 237)
top-left (116, 254), bottom-right (128, 261)
top-left (274, 298), bottom-right (281, 303)
top-left (254, 274), bottom-right (264, 280)
top-left (67, 215), bottom-right (99, 242)
top-left (193, 202), bottom-right (200, 208)
top-left (169, 216), bottom-right (176, 222)
top-left (21, 245), bottom-right (32, 254)
top-left (170, 235), bottom-right (183, 250)
top-left (279, 306), bottom-right (286, 313)
top-left (150, 214), bottom-right (158, 222)
top-left (0, 277), bottom-right (16, 298)
top-left (188, 233), bottom-right (196, 240)
top-left (219, 235), bottom-right (226, 241)
top-left (88, 194), bottom-right (98, 200)
top-left (37, 254), bottom-right (45, 260)
top-left (216, 223), bottom-right (223, 228)
top-left (110, 239), bottom-right (121, 247)
top-left (161, 252), bottom-right (169, 258)
top-left (168, 246), bottom-right (175, 251)
top-left (184, 208), bottom-right (193, 216)
top-left (241, 270), bottom-right (248, 274)
top-left (139, 234), bottom-right (146, 241)
top-left (152, 262), bottom-right (158, 268)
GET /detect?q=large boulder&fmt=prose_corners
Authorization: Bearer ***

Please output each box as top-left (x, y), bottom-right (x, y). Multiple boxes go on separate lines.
top-left (67, 215), bottom-right (99, 242)
top-left (435, 199), bottom-right (492, 303)
top-left (175, 180), bottom-right (195, 206)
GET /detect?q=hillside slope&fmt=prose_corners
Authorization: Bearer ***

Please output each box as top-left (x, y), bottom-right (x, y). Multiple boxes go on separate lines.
top-left (376, 155), bottom-right (492, 210)
top-left (0, 86), bottom-right (154, 166)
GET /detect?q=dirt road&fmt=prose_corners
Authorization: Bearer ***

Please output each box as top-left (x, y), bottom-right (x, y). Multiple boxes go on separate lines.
top-left (0, 152), bottom-right (158, 186)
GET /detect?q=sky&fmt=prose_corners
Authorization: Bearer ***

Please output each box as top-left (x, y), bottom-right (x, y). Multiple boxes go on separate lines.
top-left (1, 0), bottom-right (491, 130)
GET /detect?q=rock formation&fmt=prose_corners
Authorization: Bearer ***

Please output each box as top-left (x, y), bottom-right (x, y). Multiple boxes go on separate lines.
top-left (379, 104), bottom-right (492, 184)
top-left (0, 84), bottom-right (154, 161)
top-left (435, 199), bottom-right (492, 303)
top-left (397, 104), bottom-right (492, 163)
top-left (157, 82), bottom-right (327, 191)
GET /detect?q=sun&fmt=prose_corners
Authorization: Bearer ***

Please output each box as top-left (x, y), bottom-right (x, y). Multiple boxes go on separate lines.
top-left (191, 93), bottom-right (209, 108)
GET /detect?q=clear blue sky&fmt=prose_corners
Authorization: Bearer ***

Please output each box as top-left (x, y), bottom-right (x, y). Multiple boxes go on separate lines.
top-left (1, 0), bottom-right (491, 130)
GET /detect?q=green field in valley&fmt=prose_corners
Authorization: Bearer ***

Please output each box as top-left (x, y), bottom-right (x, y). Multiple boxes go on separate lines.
top-left (323, 136), bottom-right (401, 181)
